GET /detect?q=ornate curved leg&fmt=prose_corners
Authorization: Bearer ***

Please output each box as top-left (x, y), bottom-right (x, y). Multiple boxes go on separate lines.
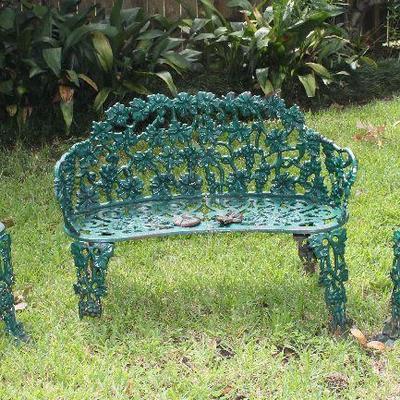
top-left (382, 231), bottom-right (400, 340)
top-left (0, 230), bottom-right (28, 342)
top-left (309, 228), bottom-right (349, 334)
top-left (293, 234), bottom-right (318, 274)
top-left (71, 241), bottom-right (114, 319)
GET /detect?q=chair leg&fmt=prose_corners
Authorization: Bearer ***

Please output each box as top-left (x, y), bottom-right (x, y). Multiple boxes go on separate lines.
top-left (382, 231), bottom-right (400, 339)
top-left (0, 231), bottom-right (28, 342)
top-left (71, 241), bottom-right (114, 319)
top-left (293, 234), bottom-right (318, 274)
top-left (309, 228), bottom-right (350, 334)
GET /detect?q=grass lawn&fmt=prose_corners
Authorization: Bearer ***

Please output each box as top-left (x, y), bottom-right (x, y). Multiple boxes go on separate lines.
top-left (1, 97), bottom-right (400, 399)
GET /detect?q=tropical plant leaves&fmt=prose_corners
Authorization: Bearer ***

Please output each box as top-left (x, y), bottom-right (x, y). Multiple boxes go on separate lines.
top-left (256, 68), bottom-right (273, 95)
top-left (155, 71), bottom-right (177, 96)
top-left (78, 74), bottom-right (98, 91)
top-left (92, 31), bottom-right (113, 72)
top-left (298, 74), bottom-right (316, 97)
top-left (42, 47), bottom-right (62, 77)
top-left (60, 100), bottom-right (74, 133)
top-left (94, 87), bottom-right (112, 111)
top-left (0, 8), bottom-right (15, 30)
top-left (227, 0), bottom-right (253, 11)
top-left (305, 62), bottom-right (331, 79)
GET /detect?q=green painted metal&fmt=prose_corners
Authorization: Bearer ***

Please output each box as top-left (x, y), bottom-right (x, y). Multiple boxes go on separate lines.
top-left (71, 241), bottom-right (114, 318)
top-left (73, 194), bottom-right (346, 242)
top-left (382, 230), bottom-right (400, 340)
top-left (0, 223), bottom-right (28, 342)
top-left (54, 92), bottom-right (357, 329)
top-left (309, 228), bottom-right (349, 332)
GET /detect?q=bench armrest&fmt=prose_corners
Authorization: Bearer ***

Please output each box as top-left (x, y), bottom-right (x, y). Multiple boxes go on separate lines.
top-left (320, 136), bottom-right (358, 209)
top-left (54, 151), bottom-right (78, 235)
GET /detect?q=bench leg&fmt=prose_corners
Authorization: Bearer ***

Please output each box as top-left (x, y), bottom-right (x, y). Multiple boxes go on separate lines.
top-left (293, 234), bottom-right (318, 274)
top-left (0, 231), bottom-right (28, 342)
top-left (71, 241), bottom-right (114, 319)
top-left (382, 231), bottom-right (400, 339)
top-left (309, 228), bottom-right (349, 333)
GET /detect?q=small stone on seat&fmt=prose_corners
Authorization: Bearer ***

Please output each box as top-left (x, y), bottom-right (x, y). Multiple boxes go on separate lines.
top-left (216, 212), bottom-right (243, 226)
top-left (174, 214), bottom-right (201, 228)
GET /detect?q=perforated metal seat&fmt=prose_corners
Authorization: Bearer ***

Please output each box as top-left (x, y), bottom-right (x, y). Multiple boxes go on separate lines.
top-left (69, 194), bottom-right (346, 242)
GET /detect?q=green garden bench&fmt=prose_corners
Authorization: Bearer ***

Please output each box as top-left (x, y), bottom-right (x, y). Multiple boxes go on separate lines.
top-left (54, 92), bottom-right (357, 332)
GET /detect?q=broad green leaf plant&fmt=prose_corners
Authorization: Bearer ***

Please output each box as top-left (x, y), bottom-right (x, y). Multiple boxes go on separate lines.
top-left (185, 0), bottom-right (363, 98)
top-left (91, 0), bottom-right (201, 111)
top-left (0, 0), bottom-right (199, 132)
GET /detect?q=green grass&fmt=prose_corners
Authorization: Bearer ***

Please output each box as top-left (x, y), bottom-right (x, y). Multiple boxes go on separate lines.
top-left (1, 97), bottom-right (400, 399)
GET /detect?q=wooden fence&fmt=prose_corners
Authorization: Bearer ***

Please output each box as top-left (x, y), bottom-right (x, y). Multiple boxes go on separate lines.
top-left (16, 0), bottom-right (242, 19)
top-left (1, 0), bottom-right (387, 40)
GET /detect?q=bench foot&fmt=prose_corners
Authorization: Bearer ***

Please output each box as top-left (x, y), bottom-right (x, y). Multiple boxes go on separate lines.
top-left (309, 228), bottom-right (349, 333)
top-left (0, 231), bottom-right (28, 342)
top-left (381, 231), bottom-right (400, 340)
top-left (293, 234), bottom-right (318, 274)
top-left (71, 241), bottom-right (114, 319)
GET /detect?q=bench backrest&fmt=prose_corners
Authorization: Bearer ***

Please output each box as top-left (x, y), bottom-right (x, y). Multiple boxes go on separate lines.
top-left (55, 92), bottom-right (357, 229)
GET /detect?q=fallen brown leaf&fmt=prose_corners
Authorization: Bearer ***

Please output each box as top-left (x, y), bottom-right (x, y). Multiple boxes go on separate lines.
top-left (325, 372), bottom-right (349, 392)
top-left (221, 385), bottom-right (234, 396)
top-left (14, 302), bottom-right (28, 311)
top-left (366, 341), bottom-right (386, 351)
top-left (215, 339), bottom-right (235, 359)
top-left (1, 217), bottom-right (15, 228)
top-left (124, 379), bottom-right (134, 397)
top-left (273, 345), bottom-right (299, 364)
top-left (6, 105), bottom-right (17, 117)
top-left (350, 328), bottom-right (368, 347)
top-left (355, 188), bottom-right (366, 197)
top-left (181, 356), bottom-right (194, 370)
top-left (353, 120), bottom-right (385, 147)
top-left (59, 85), bottom-right (74, 103)
top-left (371, 358), bottom-right (387, 377)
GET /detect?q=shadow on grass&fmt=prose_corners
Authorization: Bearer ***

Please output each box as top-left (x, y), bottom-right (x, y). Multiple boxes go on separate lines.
top-left (76, 250), bottom-right (332, 343)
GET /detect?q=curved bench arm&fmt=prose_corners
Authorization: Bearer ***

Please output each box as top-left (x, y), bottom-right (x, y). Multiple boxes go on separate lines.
top-left (54, 150), bottom-right (79, 235)
top-left (320, 136), bottom-right (358, 209)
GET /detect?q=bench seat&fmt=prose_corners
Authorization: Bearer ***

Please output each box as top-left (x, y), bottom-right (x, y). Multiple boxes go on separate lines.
top-left (68, 194), bottom-right (346, 242)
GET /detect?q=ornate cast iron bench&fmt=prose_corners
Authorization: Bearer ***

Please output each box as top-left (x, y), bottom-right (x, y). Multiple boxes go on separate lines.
top-left (54, 92), bottom-right (357, 332)
top-left (0, 222), bottom-right (27, 342)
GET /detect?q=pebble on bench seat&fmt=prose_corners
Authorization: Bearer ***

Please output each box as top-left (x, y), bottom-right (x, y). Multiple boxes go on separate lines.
top-left (54, 92), bottom-right (357, 332)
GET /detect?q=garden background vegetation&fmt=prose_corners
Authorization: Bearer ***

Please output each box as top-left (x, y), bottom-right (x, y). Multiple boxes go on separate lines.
top-left (1, 0), bottom-right (399, 145)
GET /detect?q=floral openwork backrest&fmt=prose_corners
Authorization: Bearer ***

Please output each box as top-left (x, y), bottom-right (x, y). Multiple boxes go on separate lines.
top-left (55, 92), bottom-right (357, 232)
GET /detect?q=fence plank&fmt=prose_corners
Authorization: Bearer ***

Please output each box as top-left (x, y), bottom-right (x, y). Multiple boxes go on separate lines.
top-left (79, 0), bottom-right (95, 10)
top-left (123, 0), bottom-right (145, 8)
top-left (165, 0), bottom-right (180, 19)
top-left (147, 0), bottom-right (164, 15)
top-left (215, 0), bottom-right (231, 19)
top-left (179, 0), bottom-right (197, 17)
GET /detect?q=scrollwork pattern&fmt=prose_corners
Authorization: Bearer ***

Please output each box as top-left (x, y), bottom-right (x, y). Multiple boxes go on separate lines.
top-left (71, 241), bottom-right (114, 318)
top-left (309, 228), bottom-right (349, 333)
top-left (0, 229), bottom-right (28, 341)
top-left (54, 92), bottom-right (357, 235)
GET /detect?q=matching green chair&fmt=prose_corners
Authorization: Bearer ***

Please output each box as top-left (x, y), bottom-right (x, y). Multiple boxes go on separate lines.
top-left (0, 222), bottom-right (28, 342)
top-left (381, 231), bottom-right (400, 341)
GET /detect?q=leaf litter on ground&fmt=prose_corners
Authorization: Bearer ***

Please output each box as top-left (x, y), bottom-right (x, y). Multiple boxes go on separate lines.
top-left (353, 121), bottom-right (385, 147)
